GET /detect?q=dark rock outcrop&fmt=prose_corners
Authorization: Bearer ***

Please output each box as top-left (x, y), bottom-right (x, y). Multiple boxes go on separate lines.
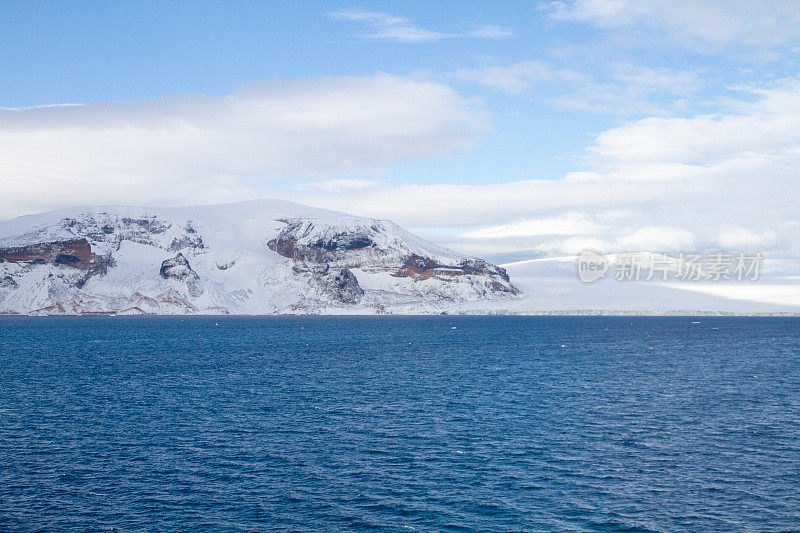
top-left (169, 224), bottom-right (205, 251)
top-left (312, 233), bottom-right (374, 252)
top-left (160, 253), bottom-right (203, 297)
top-left (169, 235), bottom-right (205, 252)
top-left (77, 254), bottom-right (115, 289)
top-left (54, 214), bottom-right (190, 251)
top-left (120, 216), bottom-right (169, 234)
top-left (267, 219), bottom-right (376, 263)
top-left (323, 267), bottom-right (364, 304)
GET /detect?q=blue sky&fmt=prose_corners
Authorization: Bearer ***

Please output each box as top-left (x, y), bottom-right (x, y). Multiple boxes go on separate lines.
top-left (2, 2), bottom-right (538, 105)
top-left (2, 0), bottom-right (800, 265)
top-left (1, 0), bottom-right (614, 183)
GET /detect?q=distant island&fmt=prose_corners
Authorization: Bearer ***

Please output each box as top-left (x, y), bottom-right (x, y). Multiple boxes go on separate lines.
top-left (0, 200), bottom-right (517, 315)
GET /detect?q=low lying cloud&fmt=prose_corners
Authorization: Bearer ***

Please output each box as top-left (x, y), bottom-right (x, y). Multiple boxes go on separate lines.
top-left (0, 74), bottom-right (488, 218)
top-left (616, 227), bottom-right (696, 252)
top-left (460, 214), bottom-right (605, 239)
top-left (717, 228), bottom-right (777, 249)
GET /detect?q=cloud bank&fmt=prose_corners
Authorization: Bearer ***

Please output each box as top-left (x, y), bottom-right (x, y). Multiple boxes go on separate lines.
top-left (0, 74), bottom-right (488, 217)
top-left (3, 73), bottom-right (799, 264)
top-left (288, 78), bottom-right (800, 259)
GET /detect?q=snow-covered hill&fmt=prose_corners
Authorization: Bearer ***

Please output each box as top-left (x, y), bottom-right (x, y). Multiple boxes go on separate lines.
top-left (0, 200), bottom-right (518, 315)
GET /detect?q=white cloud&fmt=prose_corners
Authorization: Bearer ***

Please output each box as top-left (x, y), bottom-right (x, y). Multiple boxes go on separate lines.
top-left (546, 0), bottom-right (800, 52)
top-left (330, 9), bottom-right (513, 42)
top-left (450, 61), bottom-right (589, 93)
top-left (717, 228), bottom-right (776, 249)
top-left (331, 10), bottom-right (408, 27)
top-left (460, 214), bottom-right (604, 239)
top-left (610, 63), bottom-right (702, 96)
top-left (285, 77), bottom-right (800, 259)
top-left (616, 226), bottom-right (696, 251)
top-left (468, 24), bottom-right (515, 39)
top-left (294, 179), bottom-right (380, 192)
top-left (587, 78), bottom-right (800, 167)
top-left (4, 74), bottom-right (800, 266)
top-left (331, 10), bottom-right (447, 41)
top-left (534, 236), bottom-right (612, 255)
top-left (0, 74), bottom-right (488, 218)
top-left (451, 60), bottom-right (701, 114)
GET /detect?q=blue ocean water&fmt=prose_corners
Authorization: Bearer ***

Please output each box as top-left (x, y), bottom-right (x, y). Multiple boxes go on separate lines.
top-left (1, 316), bottom-right (799, 532)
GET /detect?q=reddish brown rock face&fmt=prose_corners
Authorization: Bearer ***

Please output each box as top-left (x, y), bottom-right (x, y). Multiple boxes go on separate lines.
top-left (0, 238), bottom-right (101, 271)
top-left (391, 254), bottom-right (518, 294)
top-left (0, 239), bottom-right (100, 270)
top-left (267, 236), bottom-right (335, 264)
top-left (0, 238), bottom-right (114, 291)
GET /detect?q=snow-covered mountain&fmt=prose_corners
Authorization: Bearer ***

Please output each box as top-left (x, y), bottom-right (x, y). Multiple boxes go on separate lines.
top-left (0, 200), bottom-right (518, 315)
